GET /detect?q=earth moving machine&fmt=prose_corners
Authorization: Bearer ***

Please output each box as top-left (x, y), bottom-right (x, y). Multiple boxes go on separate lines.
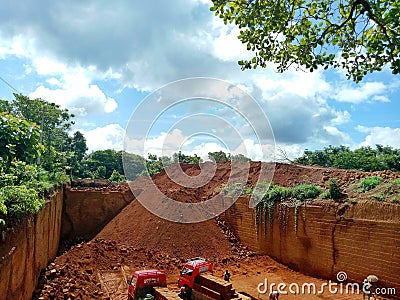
top-left (178, 257), bottom-right (248, 300)
top-left (127, 269), bottom-right (180, 300)
top-left (127, 258), bottom-right (250, 300)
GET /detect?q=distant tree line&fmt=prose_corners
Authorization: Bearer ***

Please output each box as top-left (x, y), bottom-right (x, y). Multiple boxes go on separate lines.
top-left (293, 145), bottom-right (400, 172)
top-left (76, 150), bottom-right (251, 181)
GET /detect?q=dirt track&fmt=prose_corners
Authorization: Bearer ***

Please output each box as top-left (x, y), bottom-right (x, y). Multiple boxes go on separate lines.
top-left (34, 162), bottom-right (399, 299)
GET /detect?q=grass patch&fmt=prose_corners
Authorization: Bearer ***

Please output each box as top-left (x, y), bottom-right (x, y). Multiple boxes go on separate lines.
top-left (372, 193), bottom-right (386, 202)
top-left (357, 176), bottom-right (383, 192)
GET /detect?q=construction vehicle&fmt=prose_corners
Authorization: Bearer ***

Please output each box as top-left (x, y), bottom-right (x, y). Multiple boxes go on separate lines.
top-left (127, 269), bottom-right (180, 300)
top-left (178, 257), bottom-right (213, 289)
top-left (178, 257), bottom-right (241, 300)
top-left (127, 258), bottom-right (250, 300)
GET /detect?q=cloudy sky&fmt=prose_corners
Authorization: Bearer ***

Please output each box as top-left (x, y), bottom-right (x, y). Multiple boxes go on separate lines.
top-left (0, 0), bottom-right (399, 161)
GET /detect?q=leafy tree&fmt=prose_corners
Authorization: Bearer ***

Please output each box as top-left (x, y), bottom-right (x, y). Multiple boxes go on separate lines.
top-left (123, 152), bottom-right (147, 180)
top-left (93, 166), bottom-right (106, 179)
top-left (109, 170), bottom-right (126, 182)
top-left (208, 151), bottom-right (230, 162)
top-left (145, 154), bottom-right (172, 177)
top-left (70, 131), bottom-right (87, 161)
top-left (84, 150), bottom-right (148, 180)
top-left (66, 131), bottom-right (88, 178)
top-left (7, 94), bottom-right (75, 171)
top-left (0, 111), bottom-right (43, 170)
top-left (0, 95), bottom-right (72, 226)
top-left (85, 149), bottom-right (123, 179)
top-left (211, 0), bottom-right (400, 82)
top-left (231, 153), bottom-right (251, 162)
top-left (375, 144), bottom-right (400, 170)
top-left (172, 151), bottom-right (202, 164)
top-left (294, 149), bottom-right (334, 167)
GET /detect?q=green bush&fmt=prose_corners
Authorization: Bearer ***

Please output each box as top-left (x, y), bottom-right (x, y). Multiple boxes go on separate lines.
top-left (328, 179), bottom-right (344, 199)
top-left (357, 176), bottom-right (383, 192)
top-left (391, 196), bottom-right (399, 204)
top-left (0, 186), bottom-right (45, 217)
top-left (222, 182), bottom-right (246, 197)
top-left (373, 193), bottom-right (386, 201)
top-left (384, 179), bottom-right (400, 195)
top-left (109, 170), bottom-right (126, 182)
top-left (263, 185), bottom-right (290, 203)
top-left (349, 198), bottom-right (358, 204)
top-left (320, 190), bottom-right (330, 199)
top-left (292, 183), bottom-right (321, 201)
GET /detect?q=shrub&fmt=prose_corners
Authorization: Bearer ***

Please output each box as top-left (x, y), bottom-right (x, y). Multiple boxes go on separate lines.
top-left (0, 186), bottom-right (45, 217)
top-left (263, 185), bottom-right (290, 202)
top-left (109, 170), bottom-right (126, 182)
top-left (373, 193), bottom-right (386, 202)
top-left (357, 176), bottom-right (383, 192)
top-left (384, 179), bottom-right (400, 195)
top-left (349, 198), bottom-right (358, 204)
top-left (320, 190), bottom-right (330, 199)
top-left (222, 182), bottom-right (246, 197)
top-left (328, 179), bottom-right (344, 199)
top-left (292, 183), bottom-right (321, 201)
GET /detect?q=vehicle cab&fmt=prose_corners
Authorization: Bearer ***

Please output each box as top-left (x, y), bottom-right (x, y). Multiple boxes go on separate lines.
top-left (127, 269), bottom-right (167, 300)
top-left (178, 257), bottom-right (213, 289)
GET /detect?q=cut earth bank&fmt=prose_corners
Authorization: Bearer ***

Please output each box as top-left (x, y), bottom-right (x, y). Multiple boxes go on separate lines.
top-left (28, 163), bottom-right (400, 299)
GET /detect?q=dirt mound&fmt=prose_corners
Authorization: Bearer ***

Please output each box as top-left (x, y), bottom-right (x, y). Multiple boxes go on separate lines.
top-left (96, 161), bottom-right (268, 259)
top-left (96, 200), bottom-right (233, 259)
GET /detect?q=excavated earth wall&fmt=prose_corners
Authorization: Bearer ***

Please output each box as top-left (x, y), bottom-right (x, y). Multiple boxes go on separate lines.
top-left (61, 186), bottom-right (134, 240)
top-left (223, 196), bottom-right (400, 297)
top-left (0, 189), bottom-right (63, 300)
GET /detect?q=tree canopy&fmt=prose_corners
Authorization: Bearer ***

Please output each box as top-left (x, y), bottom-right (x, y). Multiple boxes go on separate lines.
top-left (211, 0), bottom-right (400, 82)
top-left (293, 144), bottom-right (400, 171)
top-left (208, 151), bottom-right (251, 162)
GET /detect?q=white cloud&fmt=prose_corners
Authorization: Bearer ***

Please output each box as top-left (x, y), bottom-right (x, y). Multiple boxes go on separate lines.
top-left (252, 68), bottom-right (331, 100)
top-left (30, 83), bottom-right (117, 117)
top-left (357, 126), bottom-right (400, 148)
top-left (323, 126), bottom-right (351, 143)
top-left (334, 81), bottom-right (388, 103)
top-left (79, 124), bottom-right (125, 152)
top-left (125, 129), bottom-right (189, 158)
top-left (212, 24), bottom-right (250, 62)
top-left (28, 57), bottom-right (117, 116)
top-left (331, 110), bottom-right (351, 125)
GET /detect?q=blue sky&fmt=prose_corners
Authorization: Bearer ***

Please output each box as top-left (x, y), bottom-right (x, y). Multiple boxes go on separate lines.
top-left (0, 0), bottom-right (399, 161)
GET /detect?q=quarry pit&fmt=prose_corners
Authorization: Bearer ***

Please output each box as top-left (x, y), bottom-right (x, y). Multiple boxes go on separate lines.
top-left (1, 162), bottom-right (399, 299)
